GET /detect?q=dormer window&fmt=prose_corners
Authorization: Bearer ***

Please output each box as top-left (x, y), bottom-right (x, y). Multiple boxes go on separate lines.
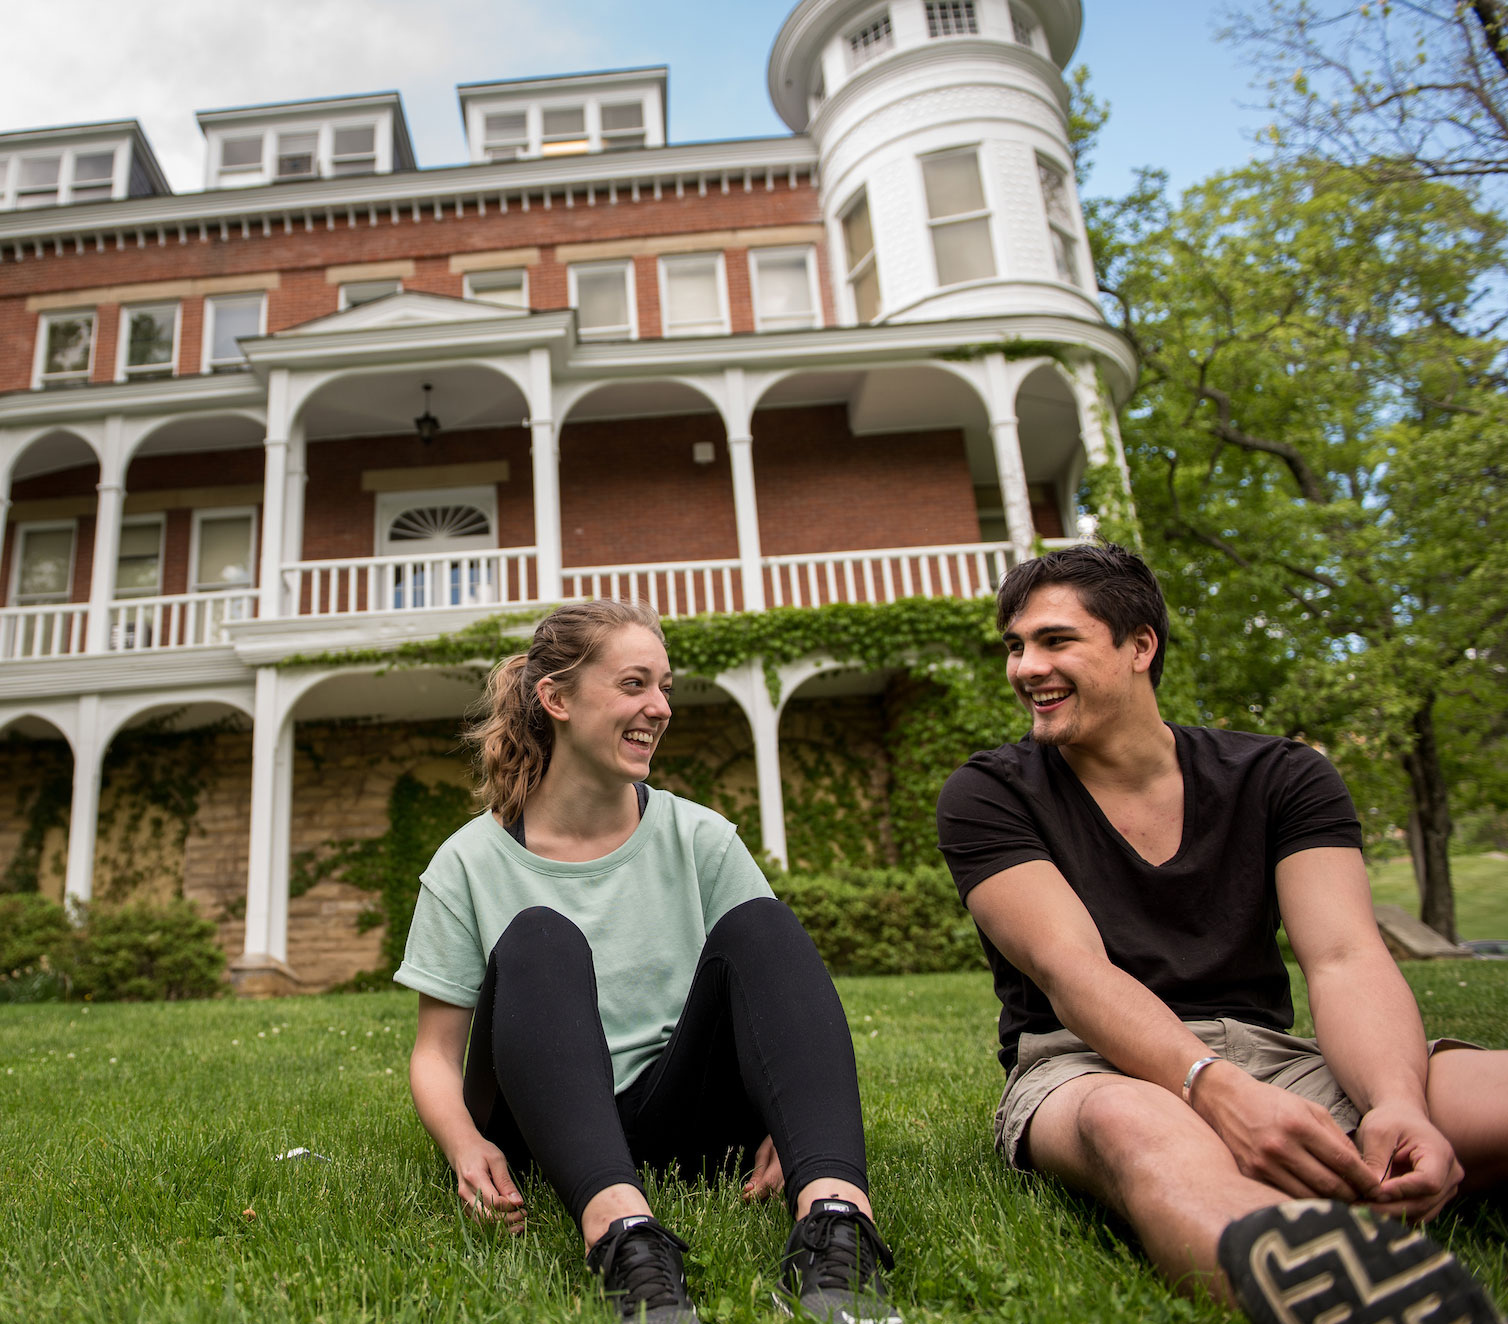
top-left (540, 106), bottom-right (589, 157)
top-left (276, 132), bottom-right (318, 180)
top-left (0, 128), bottom-right (158, 210)
top-left (69, 151), bottom-right (115, 202)
top-left (16, 156), bottom-right (60, 208)
top-left (847, 12), bottom-right (893, 70)
top-left (483, 112), bottom-right (528, 161)
top-left (219, 135), bottom-right (263, 180)
top-left (330, 125), bottom-right (377, 176)
top-left (601, 103), bottom-right (646, 151)
top-left (12, 150), bottom-right (112, 208)
top-left (926, 1), bottom-right (977, 36)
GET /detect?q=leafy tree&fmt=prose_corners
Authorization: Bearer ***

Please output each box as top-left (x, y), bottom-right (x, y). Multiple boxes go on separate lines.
top-left (1098, 160), bottom-right (1508, 940)
top-left (1222, 0), bottom-right (1508, 190)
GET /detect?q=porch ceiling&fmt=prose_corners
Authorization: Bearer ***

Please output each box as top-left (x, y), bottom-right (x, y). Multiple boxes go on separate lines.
top-left (301, 363), bottom-right (528, 441)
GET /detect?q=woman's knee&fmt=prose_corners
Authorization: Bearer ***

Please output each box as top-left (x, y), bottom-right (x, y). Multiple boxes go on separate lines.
top-left (705, 896), bottom-right (810, 958)
top-left (491, 906), bottom-right (591, 974)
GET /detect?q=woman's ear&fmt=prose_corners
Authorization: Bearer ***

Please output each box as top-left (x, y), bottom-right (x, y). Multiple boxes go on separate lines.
top-left (536, 674), bottom-right (570, 723)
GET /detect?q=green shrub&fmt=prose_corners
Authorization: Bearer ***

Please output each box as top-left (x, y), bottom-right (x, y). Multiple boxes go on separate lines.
top-left (774, 866), bottom-right (981, 975)
top-left (0, 893), bottom-right (71, 970)
top-left (55, 899), bottom-right (226, 1002)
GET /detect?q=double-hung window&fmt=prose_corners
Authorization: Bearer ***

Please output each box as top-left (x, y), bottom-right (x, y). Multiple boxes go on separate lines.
top-left (275, 132), bottom-right (317, 180)
top-left (922, 149), bottom-right (996, 286)
top-left (847, 12), bottom-right (893, 69)
top-left (840, 191), bottom-right (880, 324)
top-left (115, 520), bottom-right (164, 599)
top-left (69, 151), bottom-right (115, 202)
top-left (16, 155), bottom-right (61, 208)
top-left (483, 111), bottom-right (528, 161)
top-left (36, 311), bottom-right (96, 388)
top-left (191, 509), bottom-right (257, 635)
top-left (541, 106), bottom-right (588, 157)
top-left (219, 135), bottom-right (263, 182)
top-left (203, 293), bottom-right (265, 370)
top-left (749, 248), bottom-right (821, 332)
top-left (465, 269), bottom-right (529, 313)
top-left (659, 254), bottom-right (728, 337)
top-left (926, 1), bottom-right (978, 36)
top-left (570, 262), bottom-right (636, 340)
top-left (119, 302), bottom-right (179, 379)
top-left (1037, 158), bottom-right (1082, 286)
top-left (12, 523), bottom-right (75, 605)
top-left (601, 103), bottom-right (646, 151)
top-left (330, 124), bottom-right (377, 176)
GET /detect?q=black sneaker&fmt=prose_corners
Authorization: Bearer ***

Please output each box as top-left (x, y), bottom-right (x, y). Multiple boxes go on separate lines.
top-left (1217, 1199), bottom-right (1504, 1324)
top-left (585, 1215), bottom-right (700, 1324)
top-left (776, 1198), bottom-right (902, 1324)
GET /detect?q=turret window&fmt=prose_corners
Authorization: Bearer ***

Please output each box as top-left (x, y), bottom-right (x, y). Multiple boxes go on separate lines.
top-left (847, 13), bottom-right (893, 69)
top-left (1037, 158), bottom-right (1082, 286)
top-left (1011, 4), bottom-right (1044, 52)
top-left (926, 1), bottom-right (977, 37)
top-left (840, 191), bottom-right (881, 324)
top-left (922, 149), bottom-right (995, 286)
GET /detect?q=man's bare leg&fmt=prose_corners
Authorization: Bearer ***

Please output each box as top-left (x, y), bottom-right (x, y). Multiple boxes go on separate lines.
top-left (1428, 1048), bottom-right (1508, 1193)
top-left (1022, 1073), bottom-right (1287, 1302)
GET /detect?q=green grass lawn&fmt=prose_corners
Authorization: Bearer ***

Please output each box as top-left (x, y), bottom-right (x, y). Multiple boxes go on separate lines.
top-left (1368, 853), bottom-right (1508, 939)
top-left (2, 967), bottom-right (1506, 1324)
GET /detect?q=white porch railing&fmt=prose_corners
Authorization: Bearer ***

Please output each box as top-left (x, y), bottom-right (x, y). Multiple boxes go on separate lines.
top-left (107, 590), bottom-right (259, 652)
top-left (282, 547), bottom-right (538, 618)
top-left (563, 557), bottom-right (743, 618)
top-left (763, 541), bottom-right (1015, 609)
top-left (0, 602), bottom-right (89, 660)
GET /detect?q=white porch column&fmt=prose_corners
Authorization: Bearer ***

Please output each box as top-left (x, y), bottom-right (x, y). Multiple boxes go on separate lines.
top-left (83, 417), bottom-right (126, 653)
top-left (258, 369), bottom-right (292, 620)
top-left (718, 658), bottom-right (787, 867)
top-left (281, 418), bottom-right (307, 566)
top-left (242, 666), bottom-right (293, 968)
top-left (722, 368), bottom-right (765, 611)
top-left (0, 497), bottom-right (9, 583)
top-left (63, 693), bottom-right (103, 909)
top-left (528, 347), bottom-right (562, 601)
top-left (1072, 363), bottom-right (1111, 467)
top-left (983, 353), bottom-right (1035, 564)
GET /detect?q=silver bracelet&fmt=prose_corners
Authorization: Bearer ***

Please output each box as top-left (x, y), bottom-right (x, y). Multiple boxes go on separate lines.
top-left (1181, 1055), bottom-right (1222, 1105)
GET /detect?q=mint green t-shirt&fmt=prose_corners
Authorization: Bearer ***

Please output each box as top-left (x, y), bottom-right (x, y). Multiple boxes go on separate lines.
top-left (394, 787), bottom-right (774, 1092)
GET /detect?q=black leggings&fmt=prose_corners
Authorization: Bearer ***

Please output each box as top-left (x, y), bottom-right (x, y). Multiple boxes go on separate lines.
top-left (461, 896), bottom-right (869, 1227)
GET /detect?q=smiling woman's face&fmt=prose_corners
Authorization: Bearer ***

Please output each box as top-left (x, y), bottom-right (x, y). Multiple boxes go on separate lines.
top-left (545, 624), bottom-right (674, 783)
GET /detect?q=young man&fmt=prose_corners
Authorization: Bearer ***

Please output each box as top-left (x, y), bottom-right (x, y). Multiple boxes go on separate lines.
top-left (937, 543), bottom-right (1508, 1324)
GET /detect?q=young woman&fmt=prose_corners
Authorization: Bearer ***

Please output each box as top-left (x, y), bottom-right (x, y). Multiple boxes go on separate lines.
top-left (398, 600), bottom-right (901, 1324)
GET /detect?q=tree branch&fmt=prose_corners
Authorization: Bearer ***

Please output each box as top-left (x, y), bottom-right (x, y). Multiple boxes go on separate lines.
top-left (1194, 383), bottom-right (1331, 503)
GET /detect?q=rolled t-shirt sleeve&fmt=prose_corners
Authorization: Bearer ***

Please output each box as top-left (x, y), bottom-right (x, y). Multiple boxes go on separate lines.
top-left (394, 869), bottom-right (487, 1008)
top-left (1272, 742), bottom-right (1364, 860)
top-left (697, 826), bottom-right (776, 933)
top-left (937, 760), bottom-right (1054, 901)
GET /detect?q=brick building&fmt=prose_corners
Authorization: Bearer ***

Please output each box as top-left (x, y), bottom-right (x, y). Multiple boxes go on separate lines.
top-left (0, 0), bottom-right (1134, 990)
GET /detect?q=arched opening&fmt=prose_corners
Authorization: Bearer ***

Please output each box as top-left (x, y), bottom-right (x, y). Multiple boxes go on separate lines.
top-left (558, 380), bottom-right (735, 614)
top-left (1015, 363), bottom-right (1080, 539)
top-left (0, 713), bottom-right (74, 901)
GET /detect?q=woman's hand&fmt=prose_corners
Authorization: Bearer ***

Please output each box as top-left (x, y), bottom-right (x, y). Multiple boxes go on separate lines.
top-left (741, 1134), bottom-right (785, 1202)
top-left (453, 1137), bottom-right (527, 1231)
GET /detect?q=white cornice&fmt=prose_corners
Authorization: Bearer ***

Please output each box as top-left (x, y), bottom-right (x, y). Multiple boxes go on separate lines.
top-left (227, 604), bottom-right (517, 667)
top-left (0, 649), bottom-right (250, 702)
top-left (0, 136), bottom-right (819, 258)
top-left (0, 372), bottom-right (266, 427)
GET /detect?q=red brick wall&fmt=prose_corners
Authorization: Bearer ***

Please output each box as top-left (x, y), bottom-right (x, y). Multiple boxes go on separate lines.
top-left (751, 405), bottom-right (979, 554)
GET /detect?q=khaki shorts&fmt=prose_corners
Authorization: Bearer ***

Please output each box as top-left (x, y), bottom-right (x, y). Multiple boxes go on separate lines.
top-left (993, 1018), bottom-right (1476, 1168)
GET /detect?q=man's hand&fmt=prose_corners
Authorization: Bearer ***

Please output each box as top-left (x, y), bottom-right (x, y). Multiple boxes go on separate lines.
top-left (1193, 1061), bottom-right (1380, 1203)
top-left (1354, 1100), bottom-right (1463, 1223)
top-left (453, 1138), bottom-right (527, 1232)
top-left (741, 1134), bottom-right (785, 1202)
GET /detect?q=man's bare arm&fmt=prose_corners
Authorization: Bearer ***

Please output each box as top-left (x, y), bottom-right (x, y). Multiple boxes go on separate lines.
top-left (967, 860), bottom-right (1379, 1201)
top-left (1276, 846), bottom-right (1461, 1219)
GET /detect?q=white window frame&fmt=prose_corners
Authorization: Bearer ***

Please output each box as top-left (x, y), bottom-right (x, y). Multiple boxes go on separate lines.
top-left (33, 309), bottom-right (97, 389)
top-left (329, 123), bottom-right (378, 176)
top-left (206, 117), bottom-right (387, 188)
top-left (116, 301), bottom-right (181, 381)
top-left (921, 147), bottom-right (997, 288)
top-left (202, 292), bottom-right (267, 371)
top-left (482, 110), bottom-right (529, 162)
top-left (464, 268), bottom-right (530, 313)
top-left (339, 279), bottom-right (402, 310)
top-left (189, 507), bottom-right (259, 594)
top-left (847, 10), bottom-right (893, 70)
top-left (749, 247), bottom-right (823, 332)
top-left (217, 134), bottom-right (265, 183)
top-left (539, 104), bottom-right (589, 158)
top-left (375, 485), bottom-right (499, 556)
top-left (1010, 3), bottom-right (1046, 54)
top-left (568, 260), bottom-right (638, 341)
top-left (599, 101), bottom-right (647, 152)
top-left (0, 142), bottom-right (122, 210)
top-left (114, 516), bottom-right (165, 599)
top-left (839, 189), bottom-right (881, 325)
top-left (925, 0), bottom-right (978, 37)
top-left (658, 253), bottom-right (730, 337)
top-left (1037, 155), bottom-right (1083, 287)
top-left (9, 520), bottom-right (77, 606)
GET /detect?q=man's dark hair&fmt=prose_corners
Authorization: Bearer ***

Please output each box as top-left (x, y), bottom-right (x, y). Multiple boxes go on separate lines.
top-left (995, 542), bottom-right (1169, 688)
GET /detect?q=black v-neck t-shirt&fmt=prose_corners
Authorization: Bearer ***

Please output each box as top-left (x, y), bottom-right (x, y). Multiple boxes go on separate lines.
top-left (936, 725), bottom-right (1363, 1071)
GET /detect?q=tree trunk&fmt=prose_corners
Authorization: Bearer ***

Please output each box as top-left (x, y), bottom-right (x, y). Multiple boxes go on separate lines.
top-left (1400, 696), bottom-right (1457, 943)
top-left (1405, 807), bottom-right (1426, 907)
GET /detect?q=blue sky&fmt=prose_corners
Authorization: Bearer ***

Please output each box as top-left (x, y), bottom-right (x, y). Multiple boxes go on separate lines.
top-left (3, 1), bottom-right (1268, 202)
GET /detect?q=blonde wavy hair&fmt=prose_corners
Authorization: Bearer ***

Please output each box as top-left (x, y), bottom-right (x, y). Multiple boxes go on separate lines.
top-left (466, 600), bottom-right (665, 821)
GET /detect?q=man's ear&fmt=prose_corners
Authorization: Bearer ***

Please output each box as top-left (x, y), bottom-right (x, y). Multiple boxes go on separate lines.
top-left (1130, 624), bottom-right (1159, 675)
top-left (536, 675), bottom-right (570, 722)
